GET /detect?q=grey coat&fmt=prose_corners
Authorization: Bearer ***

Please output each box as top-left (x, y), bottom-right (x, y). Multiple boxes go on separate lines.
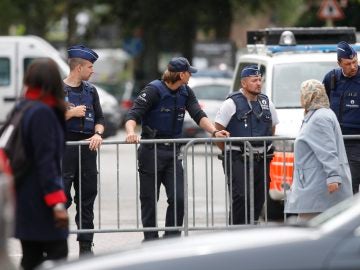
top-left (285, 108), bottom-right (352, 214)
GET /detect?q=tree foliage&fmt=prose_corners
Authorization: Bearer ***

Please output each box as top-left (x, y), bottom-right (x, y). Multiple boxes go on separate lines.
top-left (295, 0), bottom-right (360, 28)
top-left (0, 0), bottom-right (21, 34)
top-left (3, 0), bottom-right (360, 88)
top-left (98, 0), bottom-right (233, 85)
top-left (0, 0), bottom-right (62, 36)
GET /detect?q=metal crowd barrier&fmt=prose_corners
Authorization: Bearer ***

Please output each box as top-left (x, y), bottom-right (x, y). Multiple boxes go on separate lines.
top-left (67, 135), bottom-right (360, 235)
top-left (182, 136), bottom-right (295, 235)
top-left (65, 136), bottom-right (300, 237)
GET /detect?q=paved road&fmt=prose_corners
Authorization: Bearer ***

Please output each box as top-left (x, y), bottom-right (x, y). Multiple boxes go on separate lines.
top-left (8, 130), bottom-right (227, 266)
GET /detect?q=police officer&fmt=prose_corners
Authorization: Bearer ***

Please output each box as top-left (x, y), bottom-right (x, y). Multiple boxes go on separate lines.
top-left (125, 57), bottom-right (229, 241)
top-left (215, 65), bottom-right (279, 224)
top-left (62, 45), bottom-right (105, 255)
top-left (323, 41), bottom-right (359, 194)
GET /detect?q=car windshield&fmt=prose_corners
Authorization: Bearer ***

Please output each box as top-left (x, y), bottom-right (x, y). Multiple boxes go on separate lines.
top-left (272, 62), bottom-right (337, 108)
top-left (192, 84), bottom-right (230, 100)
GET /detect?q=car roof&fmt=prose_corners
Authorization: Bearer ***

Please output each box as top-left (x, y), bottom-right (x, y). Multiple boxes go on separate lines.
top-left (188, 77), bottom-right (232, 88)
top-left (46, 226), bottom-right (315, 270)
top-left (47, 196), bottom-right (360, 270)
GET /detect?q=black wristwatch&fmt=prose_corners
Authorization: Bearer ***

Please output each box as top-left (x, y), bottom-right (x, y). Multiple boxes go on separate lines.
top-left (95, 131), bottom-right (103, 137)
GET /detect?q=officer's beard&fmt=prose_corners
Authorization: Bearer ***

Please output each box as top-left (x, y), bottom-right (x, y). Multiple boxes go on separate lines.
top-left (245, 88), bottom-right (262, 100)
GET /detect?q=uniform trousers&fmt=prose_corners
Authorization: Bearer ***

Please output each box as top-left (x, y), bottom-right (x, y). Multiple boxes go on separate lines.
top-left (345, 142), bottom-right (360, 194)
top-left (63, 145), bottom-right (98, 242)
top-left (138, 144), bottom-right (184, 240)
top-left (222, 150), bottom-right (270, 224)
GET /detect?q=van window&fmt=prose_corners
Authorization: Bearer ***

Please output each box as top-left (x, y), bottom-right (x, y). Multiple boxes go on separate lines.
top-left (24, 57), bottom-right (67, 79)
top-left (272, 62), bottom-right (337, 108)
top-left (0, 58), bottom-right (10, 86)
top-left (24, 57), bottom-right (48, 73)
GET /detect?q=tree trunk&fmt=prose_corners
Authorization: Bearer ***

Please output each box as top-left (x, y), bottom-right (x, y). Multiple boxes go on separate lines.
top-left (66, 0), bottom-right (77, 47)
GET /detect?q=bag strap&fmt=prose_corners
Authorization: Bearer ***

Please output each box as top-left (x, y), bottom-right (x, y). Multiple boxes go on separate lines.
top-left (327, 68), bottom-right (339, 100)
top-left (0, 100), bottom-right (37, 142)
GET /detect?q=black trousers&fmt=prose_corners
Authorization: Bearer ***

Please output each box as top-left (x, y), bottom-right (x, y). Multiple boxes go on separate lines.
top-left (63, 145), bottom-right (98, 242)
top-left (222, 151), bottom-right (270, 224)
top-left (345, 142), bottom-right (360, 194)
top-left (138, 144), bottom-right (184, 240)
top-left (20, 239), bottom-right (68, 270)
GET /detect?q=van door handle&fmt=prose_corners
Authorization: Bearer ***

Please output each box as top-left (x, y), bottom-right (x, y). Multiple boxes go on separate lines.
top-left (3, 97), bottom-right (16, 102)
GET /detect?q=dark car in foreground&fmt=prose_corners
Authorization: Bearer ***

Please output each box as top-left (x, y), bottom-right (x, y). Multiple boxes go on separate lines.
top-left (42, 194), bottom-right (360, 270)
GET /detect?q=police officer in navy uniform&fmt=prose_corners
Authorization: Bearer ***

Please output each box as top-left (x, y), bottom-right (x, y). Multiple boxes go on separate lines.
top-left (125, 57), bottom-right (229, 241)
top-left (323, 41), bottom-right (359, 194)
top-left (215, 65), bottom-right (279, 224)
top-left (63, 45), bottom-right (105, 255)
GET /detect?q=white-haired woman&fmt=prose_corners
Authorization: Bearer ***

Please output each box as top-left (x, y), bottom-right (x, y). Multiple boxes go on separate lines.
top-left (285, 79), bottom-right (353, 221)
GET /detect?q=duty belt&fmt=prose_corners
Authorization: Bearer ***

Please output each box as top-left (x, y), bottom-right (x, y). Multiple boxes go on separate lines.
top-left (219, 146), bottom-right (274, 162)
top-left (143, 142), bottom-right (180, 150)
top-left (224, 145), bottom-right (271, 154)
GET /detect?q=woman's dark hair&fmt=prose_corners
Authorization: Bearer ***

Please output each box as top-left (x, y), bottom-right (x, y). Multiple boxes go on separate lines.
top-left (24, 58), bottom-right (66, 114)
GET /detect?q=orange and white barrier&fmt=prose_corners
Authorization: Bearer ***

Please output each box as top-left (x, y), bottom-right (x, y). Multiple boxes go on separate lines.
top-left (269, 152), bottom-right (294, 200)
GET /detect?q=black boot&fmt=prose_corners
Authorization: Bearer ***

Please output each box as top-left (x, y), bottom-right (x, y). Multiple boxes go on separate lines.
top-left (79, 241), bottom-right (94, 256)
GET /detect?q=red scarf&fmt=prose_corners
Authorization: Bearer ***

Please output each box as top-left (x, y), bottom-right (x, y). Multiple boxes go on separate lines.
top-left (24, 87), bottom-right (57, 107)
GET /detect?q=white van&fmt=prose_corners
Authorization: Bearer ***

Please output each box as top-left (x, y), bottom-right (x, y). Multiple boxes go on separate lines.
top-left (232, 50), bottom-right (338, 138)
top-left (230, 28), bottom-right (357, 210)
top-left (0, 35), bottom-right (121, 137)
top-left (231, 28), bottom-right (359, 140)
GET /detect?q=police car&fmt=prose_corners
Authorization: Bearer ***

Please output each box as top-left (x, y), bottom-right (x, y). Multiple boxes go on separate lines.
top-left (231, 27), bottom-right (359, 204)
top-left (231, 28), bottom-right (360, 138)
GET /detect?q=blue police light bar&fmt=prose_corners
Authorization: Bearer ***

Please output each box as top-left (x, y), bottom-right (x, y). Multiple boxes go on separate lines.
top-left (247, 27), bottom-right (356, 45)
top-left (267, 44), bottom-right (360, 54)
